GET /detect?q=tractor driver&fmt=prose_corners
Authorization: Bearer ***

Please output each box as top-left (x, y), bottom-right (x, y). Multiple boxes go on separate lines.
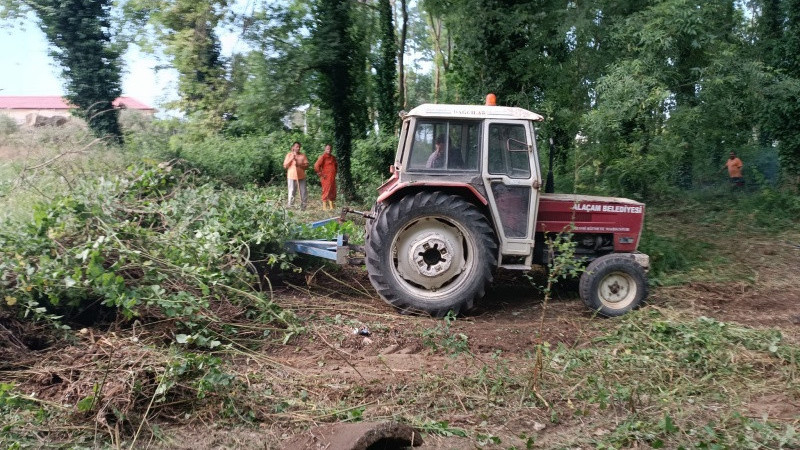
top-left (426, 135), bottom-right (446, 168)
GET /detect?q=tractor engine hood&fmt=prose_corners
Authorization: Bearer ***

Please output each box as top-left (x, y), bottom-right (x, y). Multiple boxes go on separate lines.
top-left (537, 193), bottom-right (646, 252)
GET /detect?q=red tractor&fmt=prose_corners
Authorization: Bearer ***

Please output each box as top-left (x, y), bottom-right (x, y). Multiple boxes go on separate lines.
top-left (363, 99), bottom-right (649, 317)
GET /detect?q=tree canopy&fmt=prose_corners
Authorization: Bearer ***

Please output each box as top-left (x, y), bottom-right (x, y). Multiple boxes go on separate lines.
top-left (3, 0), bottom-right (800, 194)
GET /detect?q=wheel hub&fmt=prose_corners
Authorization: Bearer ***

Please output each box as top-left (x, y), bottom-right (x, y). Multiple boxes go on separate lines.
top-left (410, 237), bottom-right (452, 276)
top-left (600, 273), bottom-right (634, 304)
top-left (393, 217), bottom-right (467, 291)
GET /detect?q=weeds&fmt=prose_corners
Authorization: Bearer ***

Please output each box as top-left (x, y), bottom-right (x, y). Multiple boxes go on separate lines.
top-left (529, 231), bottom-right (584, 394)
top-left (421, 311), bottom-right (469, 356)
top-left (0, 162), bottom-right (301, 346)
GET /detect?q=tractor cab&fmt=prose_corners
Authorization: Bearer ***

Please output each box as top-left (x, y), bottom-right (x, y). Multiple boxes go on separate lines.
top-left (379, 102), bottom-right (545, 269)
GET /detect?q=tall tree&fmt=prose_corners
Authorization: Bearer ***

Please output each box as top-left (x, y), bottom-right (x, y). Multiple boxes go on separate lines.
top-left (376, 0), bottom-right (397, 134)
top-left (756, 0), bottom-right (784, 68)
top-left (126, 0), bottom-right (229, 129)
top-left (397, 0), bottom-right (408, 109)
top-left (232, 2), bottom-right (312, 134)
top-left (423, 6), bottom-right (449, 102)
top-left (761, 0), bottom-right (800, 177)
top-left (5, 0), bottom-right (124, 141)
top-left (310, 0), bottom-right (363, 201)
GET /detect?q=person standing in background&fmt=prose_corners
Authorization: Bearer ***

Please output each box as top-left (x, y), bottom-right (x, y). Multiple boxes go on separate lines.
top-left (314, 143), bottom-right (338, 210)
top-left (721, 151), bottom-right (744, 187)
top-left (283, 141), bottom-right (309, 209)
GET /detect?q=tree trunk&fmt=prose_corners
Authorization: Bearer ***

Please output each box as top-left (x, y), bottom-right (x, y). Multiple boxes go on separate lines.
top-left (398, 0), bottom-right (408, 109)
top-left (427, 11), bottom-right (442, 102)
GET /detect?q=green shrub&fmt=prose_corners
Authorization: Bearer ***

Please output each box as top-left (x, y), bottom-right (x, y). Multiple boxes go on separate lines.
top-left (0, 113), bottom-right (18, 135)
top-left (0, 162), bottom-right (300, 344)
top-left (166, 135), bottom-right (275, 187)
top-left (123, 117), bottom-right (181, 158)
top-left (744, 186), bottom-right (800, 229)
top-left (352, 134), bottom-right (398, 200)
top-left (638, 228), bottom-right (712, 284)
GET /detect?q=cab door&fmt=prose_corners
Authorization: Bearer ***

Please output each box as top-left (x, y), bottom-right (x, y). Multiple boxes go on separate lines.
top-left (481, 120), bottom-right (541, 262)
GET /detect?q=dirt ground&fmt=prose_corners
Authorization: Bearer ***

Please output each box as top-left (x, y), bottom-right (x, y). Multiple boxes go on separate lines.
top-left (3, 230), bottom-right (800, 449)
top-left (263, 231), bottom-right (800, 448)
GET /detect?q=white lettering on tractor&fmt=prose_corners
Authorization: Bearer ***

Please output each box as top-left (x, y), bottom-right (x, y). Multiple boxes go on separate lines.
top-left (573, 226), bottom-right (631, 232)
top-left (572, 203), bottom-right (642, 214)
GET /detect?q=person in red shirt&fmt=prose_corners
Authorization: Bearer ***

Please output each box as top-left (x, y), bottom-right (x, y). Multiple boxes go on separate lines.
top-left (314, 143), bottom-right (338, 210)
top-left (283, 141), bottom-right (310, 209)
top-left (721, 151), bottom-right (744, 187)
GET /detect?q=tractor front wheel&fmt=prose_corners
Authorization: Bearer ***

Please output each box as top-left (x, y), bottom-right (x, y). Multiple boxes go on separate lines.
top-left (579, 254), bottom-right (648, 317)
top-left (366, 192), bottom-right (497, 317)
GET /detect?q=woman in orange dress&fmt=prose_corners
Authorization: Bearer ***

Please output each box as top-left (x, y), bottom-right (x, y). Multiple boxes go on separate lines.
top-left (314, 144), bottom-right (338, 210)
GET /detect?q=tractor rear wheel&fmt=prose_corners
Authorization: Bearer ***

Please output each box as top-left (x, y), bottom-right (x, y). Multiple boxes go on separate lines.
top-left (366, 192), bottom-right (497, 317)
top-left (579, 254), bottom-right (648, 317)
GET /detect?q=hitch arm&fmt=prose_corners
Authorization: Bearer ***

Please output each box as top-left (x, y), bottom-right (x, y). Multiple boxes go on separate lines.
top-left (340, 207), bottom-right (375, 221)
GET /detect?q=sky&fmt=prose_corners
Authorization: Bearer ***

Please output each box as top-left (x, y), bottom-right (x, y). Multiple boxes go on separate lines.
top-left (0, 12), bottom-right (245, 112)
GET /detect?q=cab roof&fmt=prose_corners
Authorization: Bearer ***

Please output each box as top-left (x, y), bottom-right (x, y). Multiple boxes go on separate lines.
top-left (405, 103), bottom-right (544, 122)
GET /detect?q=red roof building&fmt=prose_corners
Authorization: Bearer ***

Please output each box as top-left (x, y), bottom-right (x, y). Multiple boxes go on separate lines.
top-left (0, 96), bottom-right (155, 125)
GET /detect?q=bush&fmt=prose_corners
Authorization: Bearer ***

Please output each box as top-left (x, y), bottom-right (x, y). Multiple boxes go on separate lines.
top-left (169, 134), bottom-right (278, 186)
top-left (0, 162), bottom-right (300, 344)
top-left (123, 119), bottom-right (399, 200)
top-left (0, 114), bottom-right (18, 136)
top-left (638, 228), bottom-right (712, 284)
top-left (125, 124), bottom-right (327, 188)
top-left (352, 134), bottom-right (398, 200)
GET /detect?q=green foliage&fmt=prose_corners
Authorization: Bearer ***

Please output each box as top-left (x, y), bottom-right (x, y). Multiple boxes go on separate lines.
top-left (544, 309), bottom-right (800, 448)
top-left (737, 185), bottom-right (800, 229)
top-left (310, 0), bottom-right (370, 201)
top-left (31, 0), bottom-right (123, 142)
top-left (418, 420), bottom-right (468, 438)
top-left (375, 0), bottom-right (398, 134)
top-left (761, 74), bottom-right (800, 177)
top-left (0, 113), bottom-right (19, 135)
top-left (421, 311), bottom-right (469, 356)
top-left (157, 351), bottom-right (235, 401)
top-left (351, 133), bottom-right (398, 199)
top-left (0, 383), bottom-right (47, 448)
top-left (230, 2), bottom-right (312, 136)
top-left (638, 228), bottom-right (712, 284)
top-left (685, 185), bottom-right (800, 232)
top-left (126, 0), bottom-right (230, 130)
top-left (125, 124), bottom-right (327, 188)
top-left (543, 232), bottom-right (585, 293)
top-left (0, 162), bottom-right (299, 344)
top-left (579, 59), bottom-right (673, 198)
top-left (599, 312), bottom-right (791, 376)
top-left (169, 134), bottom-right (278, 187)
top-left (297, 219), bottom-right (363, 244)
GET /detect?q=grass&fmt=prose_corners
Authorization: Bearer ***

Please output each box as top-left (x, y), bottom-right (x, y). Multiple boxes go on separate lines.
top-left (641, 185), bottom-right (800, 287)
top-left (0, 125), bottom-right (132, 222)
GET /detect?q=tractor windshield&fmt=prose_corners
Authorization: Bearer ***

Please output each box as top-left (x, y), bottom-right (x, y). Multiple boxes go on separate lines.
top-left (407, 120), bottom-right (481, 172)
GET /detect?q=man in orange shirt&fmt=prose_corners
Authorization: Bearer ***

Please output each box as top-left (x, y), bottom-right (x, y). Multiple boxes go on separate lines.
top-left (284, 141), bottom-right (310, 209)
top-left (721, 151), bottom-right (744, 187)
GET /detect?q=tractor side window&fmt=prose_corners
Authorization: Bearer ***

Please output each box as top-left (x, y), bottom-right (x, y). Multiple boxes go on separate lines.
top-left (450, 121), bottom-right (481, 171)
top-left (488, 123), bottom-right (530, 178)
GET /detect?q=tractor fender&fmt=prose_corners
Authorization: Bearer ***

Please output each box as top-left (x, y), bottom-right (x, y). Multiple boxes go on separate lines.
top-left (376, 181), bottom-right (488, 205)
